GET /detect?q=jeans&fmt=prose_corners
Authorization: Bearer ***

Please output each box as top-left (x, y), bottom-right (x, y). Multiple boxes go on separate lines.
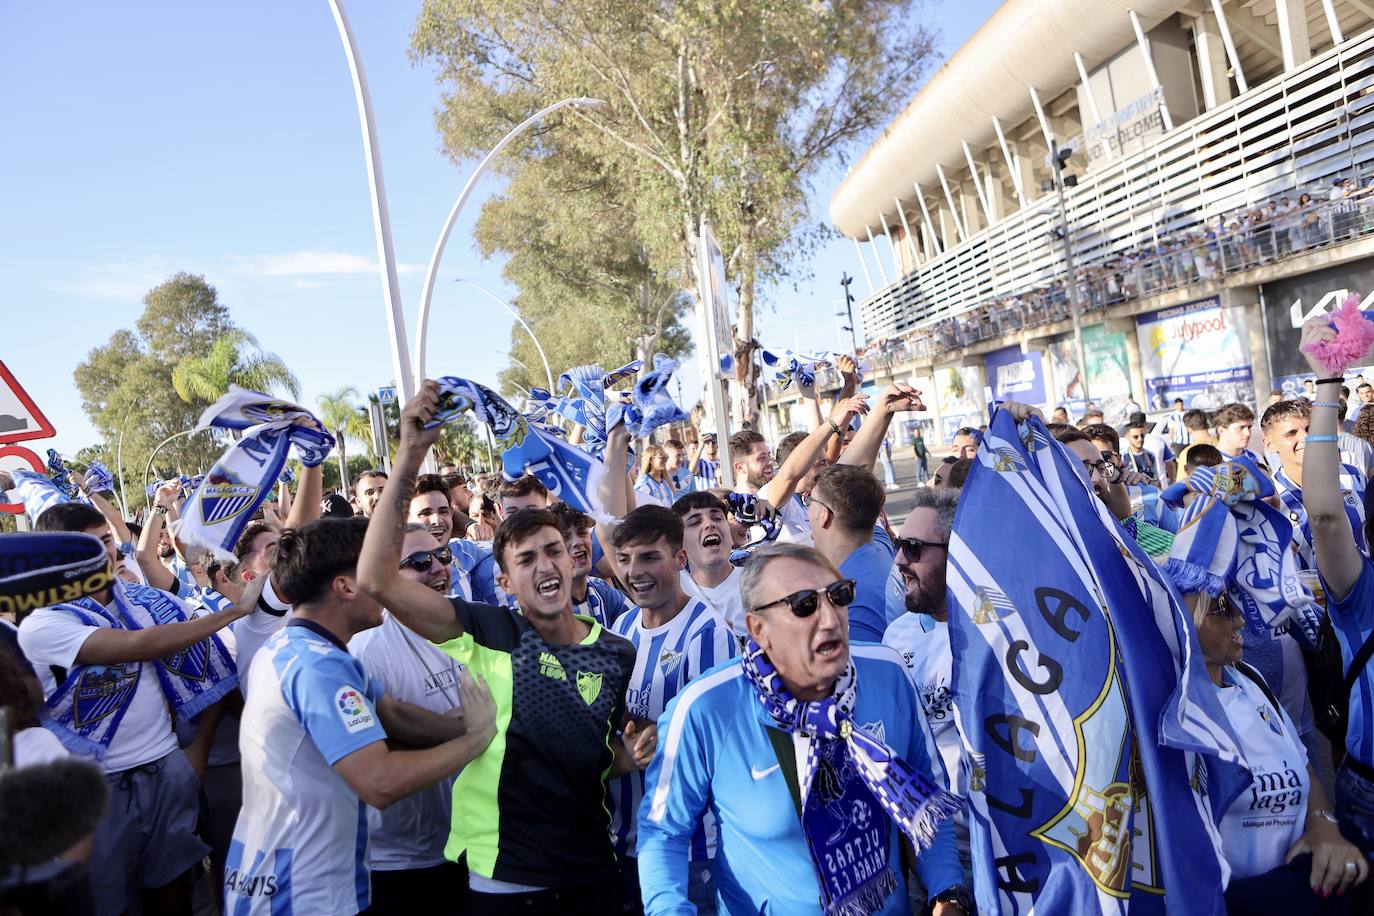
top-left (1336, 762), bottom-right (1374, 855)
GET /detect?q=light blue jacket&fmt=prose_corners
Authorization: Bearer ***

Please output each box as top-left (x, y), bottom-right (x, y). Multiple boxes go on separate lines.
top-left (637, 644), bottom-right (963, 915)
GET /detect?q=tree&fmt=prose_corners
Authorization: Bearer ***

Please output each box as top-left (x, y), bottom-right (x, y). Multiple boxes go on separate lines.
top-left (410, 0), bottom-right (934, 421)
top-left (73, 273), bottom-right (295, 509)
top-left (171, 329), bottom-right (299, 405)
top-left (316, 386), bottom-right (372, 492)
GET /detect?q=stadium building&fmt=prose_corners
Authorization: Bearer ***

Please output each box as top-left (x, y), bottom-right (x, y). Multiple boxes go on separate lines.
top-left (774, 0), bottom-right (1374, 440)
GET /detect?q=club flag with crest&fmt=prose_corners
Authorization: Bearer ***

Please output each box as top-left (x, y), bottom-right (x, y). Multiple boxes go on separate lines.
top-left (948, 410), bottom-right (1251, 916)
top-left (177, 387), bottom-right (334, 563)
top-left (428, 377), bottom-right (611, 522)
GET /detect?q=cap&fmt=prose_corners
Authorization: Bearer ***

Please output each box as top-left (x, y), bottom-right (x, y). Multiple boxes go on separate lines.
top-left (320, 493), bottom-right (355, 518)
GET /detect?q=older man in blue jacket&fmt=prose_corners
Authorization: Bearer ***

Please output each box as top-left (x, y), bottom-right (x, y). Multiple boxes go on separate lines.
top-left (637, 543), bottom-right (970, 915)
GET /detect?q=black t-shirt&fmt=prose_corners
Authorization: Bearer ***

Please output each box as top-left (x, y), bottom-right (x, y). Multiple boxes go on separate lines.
top-left (440, 598), bottom-right (636, 887)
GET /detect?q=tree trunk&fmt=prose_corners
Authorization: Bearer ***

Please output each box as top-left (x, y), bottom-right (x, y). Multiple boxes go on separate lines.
top-left (336, 431), bottom-right (349, 494)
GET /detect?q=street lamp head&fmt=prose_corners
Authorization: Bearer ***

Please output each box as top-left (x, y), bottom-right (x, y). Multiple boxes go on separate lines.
top-left (574, 97), bottom-right (608, 108)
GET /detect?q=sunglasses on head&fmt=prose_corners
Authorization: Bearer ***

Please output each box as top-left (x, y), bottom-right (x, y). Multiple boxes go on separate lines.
top-left (753, 579), bottom-right (857, 617)
top-left (894, 535), bottom-right (949, 564)
top-left (399, 545), bottom-right (454, 573)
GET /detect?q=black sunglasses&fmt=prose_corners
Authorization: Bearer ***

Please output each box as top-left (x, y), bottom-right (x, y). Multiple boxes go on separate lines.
top-left (399, 545), bottom-right (454, 573)
top-left (894, 536), bottom-right (949, 564)
top-left (753, 579), bottom-right (857, 617)
top-left (1205, 592), bottom-right (1241, 621)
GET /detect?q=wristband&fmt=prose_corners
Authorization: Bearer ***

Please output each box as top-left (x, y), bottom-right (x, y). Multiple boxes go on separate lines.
top-left (1315, 377), bottom-right (1346, 386)
top-left (1306, 434), bottom-right (1339, 443)
top-left (827, 419), bottom-right (842, 436)
top-left (152, 504), bottom-right (169, 516)
top-left (1311, 400), bottom-right (1341, 409)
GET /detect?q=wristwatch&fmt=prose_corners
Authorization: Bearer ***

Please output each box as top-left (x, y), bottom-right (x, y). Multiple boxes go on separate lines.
top-left (152, 504), bottom-right (170, 516)
top-left (1309, 808), bottom-right (1339, 826)
top-left (933, 885), bottom-right (974, 913)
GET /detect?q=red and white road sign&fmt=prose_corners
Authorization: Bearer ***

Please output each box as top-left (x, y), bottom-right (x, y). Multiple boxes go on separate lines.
top-left (0, 445), bottom-right (46, 514)
top-left (0, 361), bottom-right (56, 445)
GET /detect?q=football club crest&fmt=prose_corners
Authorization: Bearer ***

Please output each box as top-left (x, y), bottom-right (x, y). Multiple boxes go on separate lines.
top-left (970, 585), bottom-right (1015, 625)
top-left (576, 670), bottom-right (604, 705)
top-left (73, 663), bottom-right (140, 728)
top-left (241, 400), bottom-right (297, 423)
top-left (658, 649), bottom-right (684, 676)
top-left (163, 640), bottom-right (211, 682)
top-left (198, 471), bottom-right (260, 525)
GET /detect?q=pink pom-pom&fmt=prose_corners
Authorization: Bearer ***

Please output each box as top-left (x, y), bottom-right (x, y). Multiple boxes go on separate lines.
top-left (1300, 292), bottom-right (1374, 374)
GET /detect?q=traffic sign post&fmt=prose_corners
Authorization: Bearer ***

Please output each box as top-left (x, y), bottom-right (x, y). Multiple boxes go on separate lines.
top-left (0, 361), bottom-right (56, 445)
top-left (378, 386), bottom-right (397, 405)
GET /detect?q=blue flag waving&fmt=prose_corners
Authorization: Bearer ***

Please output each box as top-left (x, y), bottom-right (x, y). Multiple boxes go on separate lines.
top-left (949, 410), bottom-right (1250, 915)
top-left (429, 377), bottom-right (612, 522)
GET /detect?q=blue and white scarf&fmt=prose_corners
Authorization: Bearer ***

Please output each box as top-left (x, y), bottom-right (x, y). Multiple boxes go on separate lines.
top-left (45, 449), bottom-right (78, 497)
top-left (627, 354), bottom-right (689, 439)
top-left (726, 493), bottom-right (782, 566)
top-left (428, 376), bottom-right (612, 521)
top-left (6, 469), bottom-right (72, 523)
top-left (178, 387), bottom-right (334, 562)
top-left (555, 360), bottom-right (644, 454)
top-left (740, 640), bottom-right (959, 915)
top-left (758, 348), bottom-right (861, 391)
top-left (84, 462), bottom-right (115, 495)
top-left (1161, 458), bottom-right (1308, 634)
top-left (1127, 481), bottom-right (1181, 533)
top-left (43, 580), bottom-right (237, 760)
top-left (1273, 465), bottom-right (1367, 570)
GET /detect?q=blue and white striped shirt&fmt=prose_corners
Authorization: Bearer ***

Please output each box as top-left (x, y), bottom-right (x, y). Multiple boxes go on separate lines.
top-left (634, 474), bottom-right (676, 508)
top-left (691, 458), bottom-right (719, 492)
top-left (608, 597), bottom-right (737, 859)
top-left (1274, 465), bottom-right (1368, 570)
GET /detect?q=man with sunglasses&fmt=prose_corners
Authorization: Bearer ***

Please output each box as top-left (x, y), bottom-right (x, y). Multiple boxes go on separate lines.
top-left (407, 473), bottom-right (505, 606)
top-left (639, 543), bottom-right (968, 916)
top-left (1083, 423), bottom-right (1179, 534)
top-left (883, 488), bottom-right (971, 878)
top-left (348, 523), bottom-right (471, 912)
top-left (807, 383), bottom-right (924, 642)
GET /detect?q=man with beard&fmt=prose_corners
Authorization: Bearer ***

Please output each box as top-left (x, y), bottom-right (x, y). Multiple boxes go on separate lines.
top-left (407, 473), bottom-right (503, 605)
top-left (348, 523), bottom-right (473, 913)
top-left (605, 506), bottom-right (737, 912)
top-left (550, 501), bottom-right (632, 628)
top-left (882, 488), bottom-right (969, 875)
top-left (637, 543), bottom-right (967, 916)
top-left (672, 492), bottom-right (745, 637)
top-left (357, 382), bottom-right (644, 913)
top-left (728, 394), bottom-right (868, 545)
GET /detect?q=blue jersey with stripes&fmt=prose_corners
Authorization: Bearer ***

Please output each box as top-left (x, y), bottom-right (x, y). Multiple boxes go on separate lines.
top-left (225, 620), bottom-right (388, 915)
top-left (608, 597), bottom-right (737, 859)
top-left (1325, 557), bottom-right (1374, 768)
top-left (1274, 465), bottom-right (1368, 570)
top-left (577, 576), bottom-right (633, 629)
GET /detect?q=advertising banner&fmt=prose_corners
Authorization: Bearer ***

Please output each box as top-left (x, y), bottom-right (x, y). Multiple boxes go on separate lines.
top-left (935, 365), bottom-right (986, 441)
top-left (1262, 258), bottom-right (1374, 379)
top-left (984, 345), bottom-right (1048, 406)
top-left (1136, 296), bottom-right (1253, 410)
top-left (1046, 324), bottom-right (1133, 423)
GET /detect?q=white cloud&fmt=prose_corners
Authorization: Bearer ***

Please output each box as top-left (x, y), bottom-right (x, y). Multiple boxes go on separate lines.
top-left (230, 251), bottom-right (422, 277)
top-left (57, 259), bottom-right (172, 300)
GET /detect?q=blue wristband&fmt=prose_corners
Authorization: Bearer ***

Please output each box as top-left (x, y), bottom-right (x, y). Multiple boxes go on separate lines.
top-left (1312, 400), bottom-right (1341, 409)
top-left (1306, 434), bottom-right (1339, 443)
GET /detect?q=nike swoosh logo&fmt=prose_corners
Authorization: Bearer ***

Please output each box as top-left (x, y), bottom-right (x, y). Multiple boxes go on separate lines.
top-left (751, 763), bottom-right (781, 780)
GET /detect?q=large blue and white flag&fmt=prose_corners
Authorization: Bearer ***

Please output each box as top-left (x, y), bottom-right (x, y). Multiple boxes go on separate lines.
top-left (5, 469), bottom-right (72, 523)
top-left (177, 388), bottom-right (334, 562)
top-left (429, 377), bottom-right (611, 521)
top-left (949, 411), bottom-right (1250, 916)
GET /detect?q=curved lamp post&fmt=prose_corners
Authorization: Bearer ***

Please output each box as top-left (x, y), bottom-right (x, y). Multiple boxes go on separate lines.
top-left (413, 96), bottom-right (605, 384)
top-left (459, 279), bottom-right (555, 391)
top-left (142, 428), bottom-right (203, 496)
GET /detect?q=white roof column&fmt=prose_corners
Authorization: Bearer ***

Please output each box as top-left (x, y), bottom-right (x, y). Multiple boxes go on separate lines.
top-left (935, 164), bottom-right (970, 243)
top-left (1129, 9), bottom-right (1174, 131)
top-left (962, 142), bottom-right (996, 226)
top-left (864, 225), bottom-right (891, 285)
top-left (893, 198), bottom-right (922, 266)
top-left (1319, 0), bottom-right (1344, 44)
top-left (1208, 0), bottom-right (1249, 93)
top-left (1275, 0), bottom-right (1313, 71)
top-left (879, 216), bottom-right (903, 279)
top-left (851, 237), bottom-right (877, 294)
top-left (992, 117), bottom-right (1026, 206)
top-left (1073, 52), bottom-right (1114, 161)
top-left (913, 182), bottom-right (944, 255)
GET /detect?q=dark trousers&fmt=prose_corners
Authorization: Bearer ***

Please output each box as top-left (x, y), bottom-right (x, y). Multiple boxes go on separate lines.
top-left (366, 861), bottom-right (468, 915)
top-left (1225, 853), bottom-right (1364, 915)
top-left (465, 874), bottom-right (624, 916)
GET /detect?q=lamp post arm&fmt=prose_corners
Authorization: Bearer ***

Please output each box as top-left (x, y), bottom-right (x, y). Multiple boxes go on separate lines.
top-left (460, 279), bottom-right (556, 392)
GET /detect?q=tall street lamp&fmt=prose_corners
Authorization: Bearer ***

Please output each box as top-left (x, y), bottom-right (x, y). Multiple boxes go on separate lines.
top-left (458, 279), bottom-right (556, 392)
top-left (413, 96), bottom-right (605, 385)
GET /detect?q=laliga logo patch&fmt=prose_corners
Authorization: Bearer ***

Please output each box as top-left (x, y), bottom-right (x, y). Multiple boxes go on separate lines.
top-left (335, 686), bottom-right (375, 733)
top-left (199, 472), bottom-right (260, 525)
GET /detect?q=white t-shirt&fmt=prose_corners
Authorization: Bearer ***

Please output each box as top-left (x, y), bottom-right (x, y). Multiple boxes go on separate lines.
top-left (14, 726), bottom-right (70, 768)
top-left (234, 607), bottom-right (289, 700)
top-left (348, 612), bottom-right (465, 872)
top-left (19, 601), bottom-right (181, 772)
top-left (679, 567), bottom-right (745, 636)
top-left (227, 621), bottom-right (388, 915)
top-left (882, 613), bottom-right (958, 788)
top-left (1217, 667), bottom-right (1309, 880)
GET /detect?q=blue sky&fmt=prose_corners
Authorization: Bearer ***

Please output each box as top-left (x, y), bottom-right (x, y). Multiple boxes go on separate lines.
top-left (0, 0), bottom-right (1000, 459)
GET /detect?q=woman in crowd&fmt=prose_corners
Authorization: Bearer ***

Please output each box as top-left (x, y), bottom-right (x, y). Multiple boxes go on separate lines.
top-left (634, 443), bottom-right (677, 508)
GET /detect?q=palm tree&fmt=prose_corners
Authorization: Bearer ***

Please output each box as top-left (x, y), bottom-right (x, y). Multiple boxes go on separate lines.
top-left (171, 329), bottom-right (300, 404)
top-left (316, 387), bottom-right (372, 492)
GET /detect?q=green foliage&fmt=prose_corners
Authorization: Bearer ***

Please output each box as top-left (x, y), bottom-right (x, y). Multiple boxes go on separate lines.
top-left (410, 0), bottom-right (935, 414)
top-left (72, 273), bottom-right (297, 509)
top-left (171, 329), bottom-right (298, 405)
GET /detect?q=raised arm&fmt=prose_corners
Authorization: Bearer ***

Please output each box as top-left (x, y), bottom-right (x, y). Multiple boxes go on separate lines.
top-left (75, 475), bottom-right (132, 546)
top-left (595, 422), bottom-right (632, 582)
top-left (759, 394), bottom-right (867, 507)
top-left (840, 383), bottom-right (923, 472)
top-left (136, 480), bottom-right (182, 593)
top-left (75, 576), bottom-right (260, 665)
top-left (1299, 318), bottom-right (1366, 600)
top-left (356, 382), bottom-right (464, 643)
top-left (285, 463), bottom-right (323, 529)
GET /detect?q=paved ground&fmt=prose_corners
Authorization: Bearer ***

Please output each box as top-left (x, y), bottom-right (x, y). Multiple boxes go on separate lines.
top-left (878, 450), bottom-right (933, 528)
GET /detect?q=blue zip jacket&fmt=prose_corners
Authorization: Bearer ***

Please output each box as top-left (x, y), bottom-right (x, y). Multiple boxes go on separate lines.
top-left (637, 644), bottom-right (962, 914)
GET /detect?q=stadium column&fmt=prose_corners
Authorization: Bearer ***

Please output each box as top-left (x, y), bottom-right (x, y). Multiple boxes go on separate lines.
top-left (1275, 0), bottom-right (1312, 71)
top-left (1104, 317), bottom-right (1147, 413)
top-left (1192, 12), bottom-right (1235, 110)
top-left (1225, 285), bottom-right (1273, 407)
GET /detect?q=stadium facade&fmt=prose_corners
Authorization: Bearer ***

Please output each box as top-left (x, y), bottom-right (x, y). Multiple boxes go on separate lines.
top-left (770, 0), bottom-right (1374, 440)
